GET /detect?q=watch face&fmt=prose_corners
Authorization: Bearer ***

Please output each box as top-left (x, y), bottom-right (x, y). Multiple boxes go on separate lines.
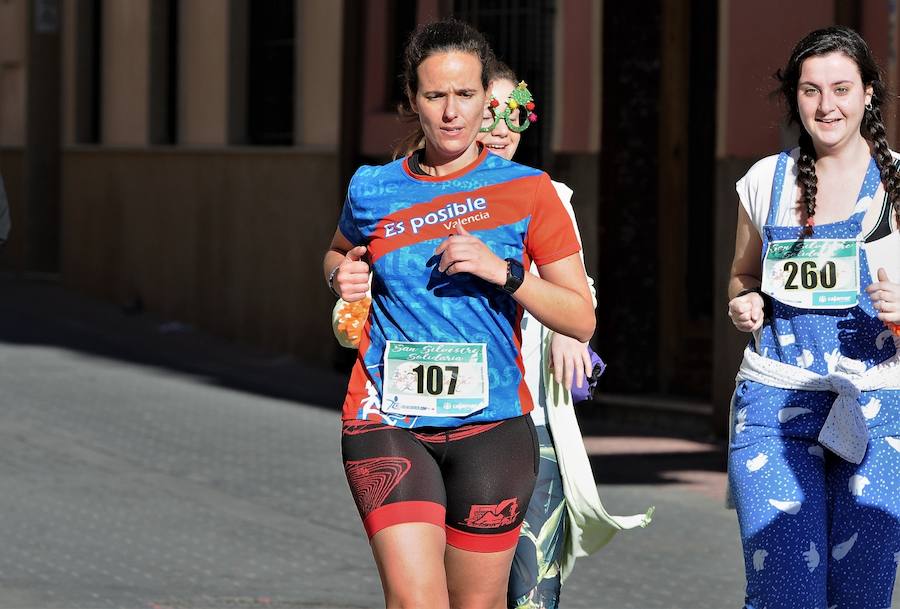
top-left (503, 258), bottom-right (525, 293)
top-left (509, 259), bottom-right (524, 281)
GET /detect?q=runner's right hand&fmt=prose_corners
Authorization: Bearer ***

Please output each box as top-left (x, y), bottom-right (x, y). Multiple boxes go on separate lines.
top-left (333, 246), bottom-right (370, 302)
top-left (727, 292), bottom-right (764, 333)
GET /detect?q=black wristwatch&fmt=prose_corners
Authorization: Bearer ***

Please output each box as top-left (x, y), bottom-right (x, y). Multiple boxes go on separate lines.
top-left (500, 258), bottom-right (525, 294)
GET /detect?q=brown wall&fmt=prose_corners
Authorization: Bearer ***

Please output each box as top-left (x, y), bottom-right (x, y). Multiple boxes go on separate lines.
top-left (0, 149), bottom-right (25, 272)
top-left (555, 0), bottom-right (601, 153)
top-left (718, 0), bottom-right (835, 158)
top-left (60, 149), bottom-right (340, 364)
top-left (178, 0), bottom-right (230, 146)
top-left (715, 1), bottom-right (900, 156)
top-left (101, 0), bottom-right (151, 146)
top-left (0, 0), bottom-right (26, 147)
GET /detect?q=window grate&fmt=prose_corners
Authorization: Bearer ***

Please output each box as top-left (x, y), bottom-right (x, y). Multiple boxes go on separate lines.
top-left (454, 0), bottom-right (556, 168)
top-left (247, 0), bottom-right (295, 146)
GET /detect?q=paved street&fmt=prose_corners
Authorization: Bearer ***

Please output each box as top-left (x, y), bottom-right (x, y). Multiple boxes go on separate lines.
top-left (0, 277), bottom-right (896, 609)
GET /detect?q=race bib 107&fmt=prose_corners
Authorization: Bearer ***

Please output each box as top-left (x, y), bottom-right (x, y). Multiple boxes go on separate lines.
top-left (381, 341), bottom-right (489, 417)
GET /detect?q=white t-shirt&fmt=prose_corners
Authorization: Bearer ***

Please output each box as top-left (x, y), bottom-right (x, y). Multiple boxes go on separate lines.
top-left (521, 180), bottom-right (596, 426)
top-left (736, 147), bottom-right (900, 281)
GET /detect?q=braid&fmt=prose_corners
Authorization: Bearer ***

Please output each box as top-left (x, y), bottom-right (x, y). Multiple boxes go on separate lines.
top-left (796, 130), bottom-right (818, 233)
top-left (864, 104), bottom-right (900, 228)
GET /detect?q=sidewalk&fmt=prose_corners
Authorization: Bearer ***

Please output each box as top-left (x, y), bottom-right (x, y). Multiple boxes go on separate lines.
top-left (0, 275), bottom-right (350, 412)
top-left (0, 275), bottom-right (730, 499)
top-left (17, 277), bottom-right (888, 608)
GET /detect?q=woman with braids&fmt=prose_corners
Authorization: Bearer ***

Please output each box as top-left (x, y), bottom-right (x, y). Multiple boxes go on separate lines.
top-left (324, 19), bottom-right (595, 609)
top-left (727, 26), bottom-right (900, 609)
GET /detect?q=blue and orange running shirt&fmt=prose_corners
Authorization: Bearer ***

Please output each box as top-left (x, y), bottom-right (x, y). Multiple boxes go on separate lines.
top-left (339, 147), bottom-right (581, 428)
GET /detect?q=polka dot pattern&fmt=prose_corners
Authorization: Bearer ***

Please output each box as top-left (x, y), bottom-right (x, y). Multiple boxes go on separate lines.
top-left (730, 152), bottom-right (900, 608)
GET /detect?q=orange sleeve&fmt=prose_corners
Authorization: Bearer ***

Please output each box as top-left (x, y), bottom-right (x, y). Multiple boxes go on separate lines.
top-left (526, 173), bottom-right (581, 266)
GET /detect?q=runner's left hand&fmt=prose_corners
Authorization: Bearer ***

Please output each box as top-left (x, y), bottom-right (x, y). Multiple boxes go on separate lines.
top-left (434, 223), bottom-right (507, 286)
top-left (866, 268), bottom-right (900, 324)
top-left (549, 332), bottom-right (592, 389)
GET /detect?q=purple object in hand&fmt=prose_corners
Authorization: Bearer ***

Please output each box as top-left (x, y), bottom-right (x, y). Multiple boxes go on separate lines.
top-left (570, 346), bottom-right (606, 404)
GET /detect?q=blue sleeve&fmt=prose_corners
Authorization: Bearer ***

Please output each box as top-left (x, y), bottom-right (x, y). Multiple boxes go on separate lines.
top-left (337, 195), bottom-right (364, 245)
top-left (338, 169), bottom-right (367, 245)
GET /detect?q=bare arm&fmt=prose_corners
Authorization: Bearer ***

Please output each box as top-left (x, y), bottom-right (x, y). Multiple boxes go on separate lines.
top-left (517, 255), bottom-right (595, 342)
top-left (727, 203), bottom-right (765, 332)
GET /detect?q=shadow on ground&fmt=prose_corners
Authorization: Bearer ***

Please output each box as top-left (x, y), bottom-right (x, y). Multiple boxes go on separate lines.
top-left (575, 413), bottom-right (728, 499)
top-left (0, 276), bottom-right (729, 498)
top-left (0, 276), bottom-right (350, 411)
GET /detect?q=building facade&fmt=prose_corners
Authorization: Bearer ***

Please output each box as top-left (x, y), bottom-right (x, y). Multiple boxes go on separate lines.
top-left (1, 0), bottom-right (897, 431)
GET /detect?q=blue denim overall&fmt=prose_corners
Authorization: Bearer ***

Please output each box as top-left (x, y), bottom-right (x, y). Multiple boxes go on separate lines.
top-left (729, 151), bottom-right (900, 609)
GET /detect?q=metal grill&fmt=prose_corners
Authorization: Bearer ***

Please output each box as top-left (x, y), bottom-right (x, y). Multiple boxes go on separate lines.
top-left (247, 0), bottom-right (295, 146)
top-left (454, 0), bottom-right (556, 168)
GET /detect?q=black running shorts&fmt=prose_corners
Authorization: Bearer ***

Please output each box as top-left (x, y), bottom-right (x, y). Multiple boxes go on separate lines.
top-left (341, 415), bottom-right (539, 552)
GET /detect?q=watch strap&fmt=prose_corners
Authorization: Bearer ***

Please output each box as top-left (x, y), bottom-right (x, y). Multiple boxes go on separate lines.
top-left (327, 265), bottom-right (341, 298)
top-left (501, 258), bottom-right (524, 294)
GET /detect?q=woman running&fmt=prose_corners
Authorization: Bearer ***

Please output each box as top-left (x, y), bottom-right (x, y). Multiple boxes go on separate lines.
top-left (727, 26), bottom-right (900, 609)
top-left (324, 19), bottom-right (594, 609)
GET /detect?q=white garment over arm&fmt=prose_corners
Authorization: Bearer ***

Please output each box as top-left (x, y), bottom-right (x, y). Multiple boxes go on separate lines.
top-left (521, 180), bottom-right (652, 582)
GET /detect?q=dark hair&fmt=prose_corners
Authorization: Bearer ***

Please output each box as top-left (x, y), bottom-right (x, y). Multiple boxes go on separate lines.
top-left (488, 59), bottom-right (518, 84)
top-left (401, 18), bottom-right (494, 99)
top-left (392, 19), bottom-right (494, 159)
top-left (392, 55), bottom-right (517, 159)
top-left (776, 26), bottom-right (900, 230)
top-left (392, 110), bottom-right (425, 159)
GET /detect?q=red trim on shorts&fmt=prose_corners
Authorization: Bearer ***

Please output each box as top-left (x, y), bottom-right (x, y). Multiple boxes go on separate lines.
top-left (445, 524), bottom-right (522, 553)
top-left (362, 501), bottom-right (446, 539)
top-left (410, 421), bottom-right (505, 443)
